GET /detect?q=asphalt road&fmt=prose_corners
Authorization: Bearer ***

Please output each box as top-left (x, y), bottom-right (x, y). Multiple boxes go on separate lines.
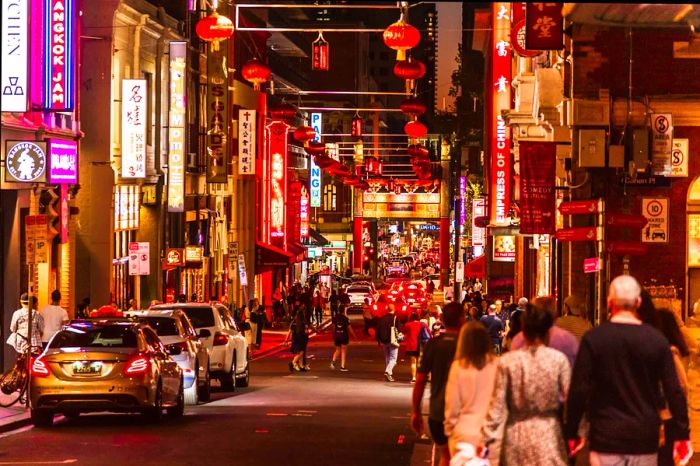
top-left (0, 317), bottom-right (427, 466)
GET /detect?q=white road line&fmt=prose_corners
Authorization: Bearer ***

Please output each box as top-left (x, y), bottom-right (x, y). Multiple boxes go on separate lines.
top-left (0, 460), bottom-right (77, 465)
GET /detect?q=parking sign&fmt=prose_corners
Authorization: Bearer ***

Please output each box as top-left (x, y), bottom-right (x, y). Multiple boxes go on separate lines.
top-left (641, 198), bottom-right (668, 243)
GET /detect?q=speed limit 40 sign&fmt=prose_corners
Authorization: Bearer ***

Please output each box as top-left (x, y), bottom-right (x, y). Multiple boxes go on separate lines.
top-left (641, 198), bottom-right (668, 243)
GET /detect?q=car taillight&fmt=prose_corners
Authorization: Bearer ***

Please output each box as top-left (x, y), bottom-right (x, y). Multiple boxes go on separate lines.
top-left (213, 332), bottom-right (229, 346)
top-left (124, 355), bottom-right (150, 375)
top-left (30, 357), bottom-right (50, 377)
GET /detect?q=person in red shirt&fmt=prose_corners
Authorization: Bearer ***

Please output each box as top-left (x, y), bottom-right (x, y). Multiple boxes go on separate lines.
top-left (403, 312), bottom-right (430, 383)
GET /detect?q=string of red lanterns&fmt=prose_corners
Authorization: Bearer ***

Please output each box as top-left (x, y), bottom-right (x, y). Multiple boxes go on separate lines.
top-left (383, 12), bottom-right (420, 61)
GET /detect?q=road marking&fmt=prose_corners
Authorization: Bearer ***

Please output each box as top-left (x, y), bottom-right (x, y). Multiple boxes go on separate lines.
top-left (0, 461), bottom-right (77, 465)
top-left (266, 412), bottom-right (288, 416)
top-left (255, 429), bottom-right (269, 433)
top-left (297, 410), bottom-right (317, 413)
top-left (291, 413), bottom-right (312, 417)
top-left (282, 375), bottom-right (319, 379)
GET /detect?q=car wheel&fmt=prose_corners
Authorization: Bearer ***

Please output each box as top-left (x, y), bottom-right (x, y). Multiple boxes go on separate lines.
top-left (236, 361), bottom-right (250, 388)
top-left (30, 409), bottom-right (53, 428)
top-left (197, 361), bottom-right (211, 402)
top-left (184, 381), bottom-right (198, 406)
top-left (220, 353), bottom-right (236, 392)
top-left (167, 378), bottom-right (185, 418)
top-left (144, 382), bottom-right (163, 422)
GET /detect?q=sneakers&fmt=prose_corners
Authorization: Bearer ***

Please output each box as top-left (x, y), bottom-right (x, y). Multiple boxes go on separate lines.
top-left (410, 377), bottom-right (416, 384)
top-left (301, 365), bottom-right (311, 371)
top-left (340, 366), bottom-right (349, 372)
top-left (330, 361), bottom-right (336, 370)
top-left (384, 372), bottom-right (395, 382)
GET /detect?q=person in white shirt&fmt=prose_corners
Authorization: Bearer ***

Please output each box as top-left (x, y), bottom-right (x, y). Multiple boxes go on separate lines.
top-left (40, 290), bottom-right (69, 348)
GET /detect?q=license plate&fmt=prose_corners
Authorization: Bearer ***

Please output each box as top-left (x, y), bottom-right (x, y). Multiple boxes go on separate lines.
top-left (73, 362), bottom-right (102, 375)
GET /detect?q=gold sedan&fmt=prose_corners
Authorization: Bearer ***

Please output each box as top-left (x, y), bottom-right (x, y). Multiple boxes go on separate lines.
top-left (29, 320), bottom-right (184, 427)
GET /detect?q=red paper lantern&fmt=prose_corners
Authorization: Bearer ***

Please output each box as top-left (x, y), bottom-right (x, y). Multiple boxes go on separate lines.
top-left (357, 180), bottom-right (370, 191)
top-left (383, 16), bottom-right (420, 61)
top-left (294, 126), bottom-right (316, 143)
top-left (393, 59), bottom-right (426, 80)
top-left (241, 59), bottom-right (271, 91)
top-left (351, 115), bottom-right (363, 137)
top-left (306, 141), bottom-right (326, 156)
top-left (312, 32), bottom-right (329, 71)
top-left (196, 13), bottom-right (234, 51)
top-left (400, 98), bottom-right (427, 117)
top-left (269, 102), bottom-right (297, 121)
top-left (407, 144), bottom-right (429, 158)
top-left (313, 154), bottom-right (335, 169)
top-left (405, 120), bottom-right (427, 139)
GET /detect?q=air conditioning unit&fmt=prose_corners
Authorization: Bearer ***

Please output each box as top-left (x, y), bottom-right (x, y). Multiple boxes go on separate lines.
top-left (565, 99), bottom-right (609, 127)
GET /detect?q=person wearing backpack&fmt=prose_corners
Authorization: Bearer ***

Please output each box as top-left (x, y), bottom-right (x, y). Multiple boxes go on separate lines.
top-left (376, 304), bottom-right (403, 382)
top-left (330, 304), bottom-right (356, 371)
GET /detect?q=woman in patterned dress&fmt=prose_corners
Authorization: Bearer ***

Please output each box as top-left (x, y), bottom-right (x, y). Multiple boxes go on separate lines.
top-left (482, 303), bottom-right (571, 466)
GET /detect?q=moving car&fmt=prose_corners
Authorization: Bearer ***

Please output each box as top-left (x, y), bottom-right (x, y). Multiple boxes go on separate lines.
top-left (126, 309), bottom-right (210, 405)
top-left (400, 282), bottom-right (429, 310)
top-left (345, 285), bottom-right (376, 312)
top-left (151, 303), bottom-right (250, 390)
top-left (29, 320), bottom-right (184, 427)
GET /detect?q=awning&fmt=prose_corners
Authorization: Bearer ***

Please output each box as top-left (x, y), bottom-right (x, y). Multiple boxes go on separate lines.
top-left (465, 255), bottom-right (486, 278)
top-left (309, 228), bottom-right (330, 247)
top-left (287, 242), bottom-right (307, 263)
top-left (255, 241), bottom-right (294, 273)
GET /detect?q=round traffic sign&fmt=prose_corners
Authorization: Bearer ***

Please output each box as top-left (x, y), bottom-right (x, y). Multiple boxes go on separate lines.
top-left (654, 115), bottom-right (670, 134)
top-left (646, 200), bottom-right (663, 217)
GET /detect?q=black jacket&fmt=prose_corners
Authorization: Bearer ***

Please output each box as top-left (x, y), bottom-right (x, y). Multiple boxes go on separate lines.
top-left (376, 313), bottom-right (401, 345)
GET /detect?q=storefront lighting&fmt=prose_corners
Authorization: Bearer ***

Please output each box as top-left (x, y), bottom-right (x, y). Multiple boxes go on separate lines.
top-left (441, 138), bottom-right (451, 160)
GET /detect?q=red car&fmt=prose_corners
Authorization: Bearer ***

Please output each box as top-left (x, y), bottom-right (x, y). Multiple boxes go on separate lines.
top-left (398, 282), bottom-right (429, 311)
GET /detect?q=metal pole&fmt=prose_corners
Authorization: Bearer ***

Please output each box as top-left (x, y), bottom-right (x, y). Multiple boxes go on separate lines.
top-left (596, 198), bottom-right (606, 325)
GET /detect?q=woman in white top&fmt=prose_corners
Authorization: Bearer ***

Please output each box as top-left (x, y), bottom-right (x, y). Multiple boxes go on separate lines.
top-left (443, 321), bottom-right (498, 457)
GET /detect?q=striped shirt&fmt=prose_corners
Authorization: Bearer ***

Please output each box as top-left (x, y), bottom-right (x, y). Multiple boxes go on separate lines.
top-left (555, 315), bottom-right (592, 342)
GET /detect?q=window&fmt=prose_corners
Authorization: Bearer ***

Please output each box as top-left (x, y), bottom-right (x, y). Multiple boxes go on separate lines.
top-left (323, 184), bottom-right (337, 211)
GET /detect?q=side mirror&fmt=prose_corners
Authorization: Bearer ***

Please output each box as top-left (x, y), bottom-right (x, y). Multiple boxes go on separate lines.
top-left (198, 329), bottom-right (211, 338)
top-left (167, 345), bottom-right (183, 356)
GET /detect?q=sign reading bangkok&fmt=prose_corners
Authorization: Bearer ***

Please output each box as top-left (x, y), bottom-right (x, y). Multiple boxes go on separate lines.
top-left (5, 141), bottom-right (47, 183)
top-left (44, 0), bottom-right (75, 110)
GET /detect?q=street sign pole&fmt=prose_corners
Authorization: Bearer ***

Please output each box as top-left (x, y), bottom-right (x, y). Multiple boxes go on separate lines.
top-left (26, 188), bottom-right (37, 407)
top-left (596, 198), bottom-right (606, 326)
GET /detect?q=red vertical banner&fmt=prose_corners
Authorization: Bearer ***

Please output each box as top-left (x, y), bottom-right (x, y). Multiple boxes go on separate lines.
top-left (266, 120), bottom-right (289, 249)
top-left (525, 2), bottom-right (564, 50)
top-left (300, 185), bottom-right (310, 239)
top-left (519, 141), bottom-right (557, 234)
top-left (489, 2), bottom-right (512, 226)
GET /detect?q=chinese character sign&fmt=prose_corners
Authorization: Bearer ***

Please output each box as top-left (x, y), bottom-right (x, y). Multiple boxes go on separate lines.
top-left (44, 0), bottom-right (75, 110)
top-left (266, 121), bottom-right (289, 248)
top-left (121, 79), bottom-right (147, 178)
top-left (525, 2), bottom-right (563, 50)
top-left (300, 185), bottom-right (310, 239)
top-left (168, 42), bottom-right (186, 212)
top-left (206, 41), bottom-right (228, 183)
top-left (1, 0), bottom-right (29, 112)
top-left (238, 109), bottom-right (256, 175)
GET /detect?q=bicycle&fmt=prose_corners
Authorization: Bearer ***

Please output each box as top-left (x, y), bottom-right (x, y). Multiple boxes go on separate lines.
top-left (0, 334), bottom-right (41, 407)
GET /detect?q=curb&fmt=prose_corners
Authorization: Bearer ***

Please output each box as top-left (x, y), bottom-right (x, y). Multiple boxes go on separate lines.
top-left (0, 413), bottom-right (31, 434)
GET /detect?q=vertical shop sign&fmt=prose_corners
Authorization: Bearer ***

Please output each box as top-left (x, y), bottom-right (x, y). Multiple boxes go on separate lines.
top-left (168, 42), bottom-right (186, 212)
top-left (238, 254), bottom-right (248, 287)
top-left (519, 141), bottom-right (556, 234)
top-left (310, 112), bottom-right (323, 207)
top-left (472, 198), bottom-right (486, 247)
top-left (300, 185), bottom-right (310, 239)
top-left (206, 39), bottom-right (228, 183)
top-left (489, 3), bottom-right (512, 226)
top-left (44, 0), bottom-right (75, 110)
top-left (59, 184), bottom-right (69, 243)
top-left (266, 120), bottom-right (289, 248)
top-left (128, 242), bottom-right (150, 276)
top-left (459, 176), bottom-right (467, 226)
top-left (669, 139), bottom-right (689, 177)
top-left (238, 109), bottom-right (256, 174)
top-left (121, 80), bottom-right (146, 178)
top-left (1, 0), bottom-right (29, 112)
top-left (651, 114), bottom-right (673, 176)
top-left (25, 215), bottom-right (36, 264)
top-left (525, 2), bottom-right (563, 50)
top-left (48, 139), bottom-right (78, 183)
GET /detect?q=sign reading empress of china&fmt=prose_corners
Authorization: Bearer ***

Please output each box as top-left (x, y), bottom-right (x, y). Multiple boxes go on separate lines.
top-left (238, 109), bottom-right (255, 175)
top-left (44, 0), bottom-right (75, 110)
top-left (121, 80), bottom-right (147, 178)
top-left (1, 0), bottom-right (29, 112)
top-left (5, 141), bottom-right (47, 183)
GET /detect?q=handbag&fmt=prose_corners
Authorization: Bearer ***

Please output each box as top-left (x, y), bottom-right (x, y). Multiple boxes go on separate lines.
top-left (390, 316), bottom-right (404, 348)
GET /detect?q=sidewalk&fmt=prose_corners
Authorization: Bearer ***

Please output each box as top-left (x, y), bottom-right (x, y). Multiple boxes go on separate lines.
top-left (0, 402), bottom-right (29, 433)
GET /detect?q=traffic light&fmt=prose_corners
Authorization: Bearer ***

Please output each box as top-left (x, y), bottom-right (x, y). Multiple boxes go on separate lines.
top-left (39, 187), bottom-right (60, 240)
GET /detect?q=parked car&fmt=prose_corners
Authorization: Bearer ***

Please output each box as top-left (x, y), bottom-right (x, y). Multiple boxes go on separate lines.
top-left (345, 285), bottom-right (376, 312)
top-left (151, 303), bottom-right (250, 390)
top-left (29, 320), bottom-right (184, 427)
top-left (126, 309), bottom-right (210, 405)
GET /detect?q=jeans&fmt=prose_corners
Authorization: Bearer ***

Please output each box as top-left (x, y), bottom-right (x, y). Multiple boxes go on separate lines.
top-left (383, 344), bottom-right (398, 375)
top-left (590, 451), bottom-right (658, 466)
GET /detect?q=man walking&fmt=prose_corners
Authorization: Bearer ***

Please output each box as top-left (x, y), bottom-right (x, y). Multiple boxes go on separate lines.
top-left (555, 294), bottom-right (592, 341)
top-left (40, 290), bottom-right (69, 349)
top-left (566, 275), bottom-right (692, 466)
top-left (410, 302), bottom-right (465, 466)
top-left (480, 303), bottom-right (504, 354)
top-left (376, 304), bottom-right (402, 382)
top-left (9, 293), bottom-right (44, 354)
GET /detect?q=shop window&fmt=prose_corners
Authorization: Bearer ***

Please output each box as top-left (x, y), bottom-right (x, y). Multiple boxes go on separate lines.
top-left (324, 184), bottom-right (337, 211)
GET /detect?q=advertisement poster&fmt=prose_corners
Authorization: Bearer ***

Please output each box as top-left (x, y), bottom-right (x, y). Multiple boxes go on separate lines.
top-left (519, 141), bottom-right (556, 234)
top-left (493, 235), bottom-right (516, 262)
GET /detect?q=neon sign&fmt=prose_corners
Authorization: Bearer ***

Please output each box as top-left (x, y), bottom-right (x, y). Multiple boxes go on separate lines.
top-left (167, 42), bottom-right (186, 212)
top-left (266, 120), bottom-right (289, 248)
top-left (310, 113), bottom-right (322, 207)
top-left (121, 79), bottom-right (146, 178)
top-left (44, 0), bottom-right (74, 110)
top-left (1, 0), bottom-right (29, 112)
top-left (300, 185), bottom-right (310, 239)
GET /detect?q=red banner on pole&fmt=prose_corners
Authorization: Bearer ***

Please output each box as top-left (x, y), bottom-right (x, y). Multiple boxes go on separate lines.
top-left (525, 2), bottom-right (564, 50)
top-left (519, 141), bottom-right (556, 234)
top-left (558, 199), bottom-right (600, 215)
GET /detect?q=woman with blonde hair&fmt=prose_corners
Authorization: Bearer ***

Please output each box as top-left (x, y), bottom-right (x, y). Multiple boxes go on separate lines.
top-left (443, 322), bottom-right (499, 457)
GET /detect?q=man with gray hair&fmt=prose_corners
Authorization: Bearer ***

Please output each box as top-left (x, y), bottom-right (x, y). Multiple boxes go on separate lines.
top-left (565, 275), bottom-right (692, 465)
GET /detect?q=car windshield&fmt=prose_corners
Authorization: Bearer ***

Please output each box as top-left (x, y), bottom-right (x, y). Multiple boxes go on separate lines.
top-left (139, 317), bottom-right (179, 336)
top-left (50, 325), bottom-right (138, 348)
top-left (180, 307), bottom-right (216, 328)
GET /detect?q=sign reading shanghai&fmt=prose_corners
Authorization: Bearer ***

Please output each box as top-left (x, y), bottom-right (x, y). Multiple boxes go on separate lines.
top-left (5, 141), bottom-right (47, 183)
top-left (266, 120), bottom-right (289, 248)
top-left (1, 0), bottom-right (28, 112)
top-left (121, 79), bottom-right (146, 178)
top-left (48, 139), bottom-right (78, 184)
top-left (519, 141), bottom-right (556, 234)
top-left (44, 0), bottom-right (75, 110)
top-left (238, 109), bottom-right (256, 175)
top-left (167, 42), bottom-right (186, 212)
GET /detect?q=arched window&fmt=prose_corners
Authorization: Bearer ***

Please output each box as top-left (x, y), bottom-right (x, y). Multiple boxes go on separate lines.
top-left (323, 184), bottom-right (337, 211)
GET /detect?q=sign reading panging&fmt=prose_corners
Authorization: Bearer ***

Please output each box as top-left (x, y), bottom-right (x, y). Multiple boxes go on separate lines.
top-left (266, 120), bottom-right (289, 248)
top-left (121, 80), bottom-right (146, 178)
top-left (300, 185), bottom-right (310, 239)
top-left (44, 0), bottom-right (75, 110)
top-left (310, 113), bottom-right (322, 207)
top-left (168, 42), bottom-right (186, 212)
top-left (489, 2), bottom-right (512, 226)
top-left (238, 109), bottom-right (256, 174)
top-left (519, 141), bottom-right (556, 234)
top-left (1, 0), bottom-right (28, 112)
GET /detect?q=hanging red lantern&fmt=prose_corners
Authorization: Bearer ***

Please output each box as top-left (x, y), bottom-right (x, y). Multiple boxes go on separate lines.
top-left (365, 156), bottom-right (376, 174)
top-left (383, 14), bottom-right (420, 61)
top-left (269, 102), bottom-right (297, 121)
top-left (351, 114), bottom-right (363, 137)
top-left (305, 141), bottom-right (326, 156)
top-left (241, 59), bottom-right (271, 91)
top-left (196, 12), bottom-right (234, 51)
top-left (400, 97), bottom-right (427, 117)
top-left (312, 32), bottom-right (329, 71)
top-left (387, 178), bottom-right (395, 192)
top-left (407, 144), bottom-right (429, 158)
top-left (313, 154), bottom-right (335, 169)
top-left (405, 120), bottom-right (427, 139)
top-left (294, 125), bottom-right (316, 143)
top-left (394, 59), bottom-right (426, 94)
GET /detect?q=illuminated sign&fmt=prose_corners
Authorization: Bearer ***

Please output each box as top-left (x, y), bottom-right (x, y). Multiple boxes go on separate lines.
top-left (48, 139), bottom-right (78, 183)
top-left (1, 0), bottom-right (28, 112)
top-left (489, 2), bottom-right (512, 226)
top-left (493, 235), bottom-right (516, 262)
top-left (238, 109), bottom-right (256, 174)
top-left (310, 112), bottom-right (322, 207)
top-left (44, 0), bottom-right (74, 110)
top-left (300, 185), bottom-right (310, 239)
top-left (362, 192), bottom-right (441, 219)
top-left (114, 184), bottom-right (140, 231)
top-left (472, 198), bottom-right (486, 247)
top-left (206, 41), bottom-right (228, 182)
top-left (168, 42), bottom-right (186, 212)
top-left (5, 141), bottom-right (47, 183)
top-left (185, 245), bottom-right (203, 263)
top-left (165, 248), bottom-right (185, 266)
top-left (121, 79), bottom-right (146, 178)
top-left (266, 120), bottom-right (289, 248)
top-left (459, 176), bottom-right (467, 226)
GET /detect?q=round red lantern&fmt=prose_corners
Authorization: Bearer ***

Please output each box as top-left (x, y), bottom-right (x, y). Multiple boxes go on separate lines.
top-left (383, 15), bottom-right (420, 61)
top-left (400, 98), bottom-right (427, 117)
top-left (313, 154), bottom-right (335, 169)
top-left (196, 13), bottom-right (234, 51)
top-left (405, 120), bottom-right (427, 139)
top-left (407, 144), bottom-right (429, 158)
top-left (269, 102), bottom-right (297, 121)
top-left (294, 125), bottom-right (316, 143)
top-left (241, 59), bottom-right (271, 91)
top-left (305, 141), bottom-right (326, 156)
top-left (393, 59), bottom-right (426, 80)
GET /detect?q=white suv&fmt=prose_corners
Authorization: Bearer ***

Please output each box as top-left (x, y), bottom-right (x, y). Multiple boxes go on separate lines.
top-left (151, 303), bottom-right (250, 390)
top-left (126, 309), bottom-right (211, 405)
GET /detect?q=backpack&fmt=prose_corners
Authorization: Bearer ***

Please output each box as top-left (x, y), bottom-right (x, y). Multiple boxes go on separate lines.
top-left (333, 315), bottom-right (348, 339)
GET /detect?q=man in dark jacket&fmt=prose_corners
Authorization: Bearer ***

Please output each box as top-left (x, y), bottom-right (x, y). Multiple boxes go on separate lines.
top-left (376, 304), bottom-right (402, 382)
top-left (565, 275), bottom-right (692, 465)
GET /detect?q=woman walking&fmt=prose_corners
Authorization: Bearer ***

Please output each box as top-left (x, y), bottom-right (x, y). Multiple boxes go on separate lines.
top-left (482, 303), bottom-right (570, 465)
top-left (402, 312), bottom-right (430, 383)
top-left (330, 305), bottom-right (356, 371)
top-left (284, 311), bottom-right (310, 372)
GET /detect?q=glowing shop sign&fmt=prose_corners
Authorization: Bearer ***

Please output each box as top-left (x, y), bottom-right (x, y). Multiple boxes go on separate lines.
top-left (310, 112), bottom-right (322, 207)
top-left (300, 185), bottom-right (310, 239)
top-left (44, 0), bottom-right (74, 110)
top-left (167, 42), bottom-right (186, 212)
top-left (48, 139), bottom-right (78, 183)
top-left (1, 0), bottom-right (29, 112)
top-left (121, 79), bottom-right (146, 178)
top-left (238, 109), bottom-right (256, 174)
top-left (266, 120), bottom-right (289, 248)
